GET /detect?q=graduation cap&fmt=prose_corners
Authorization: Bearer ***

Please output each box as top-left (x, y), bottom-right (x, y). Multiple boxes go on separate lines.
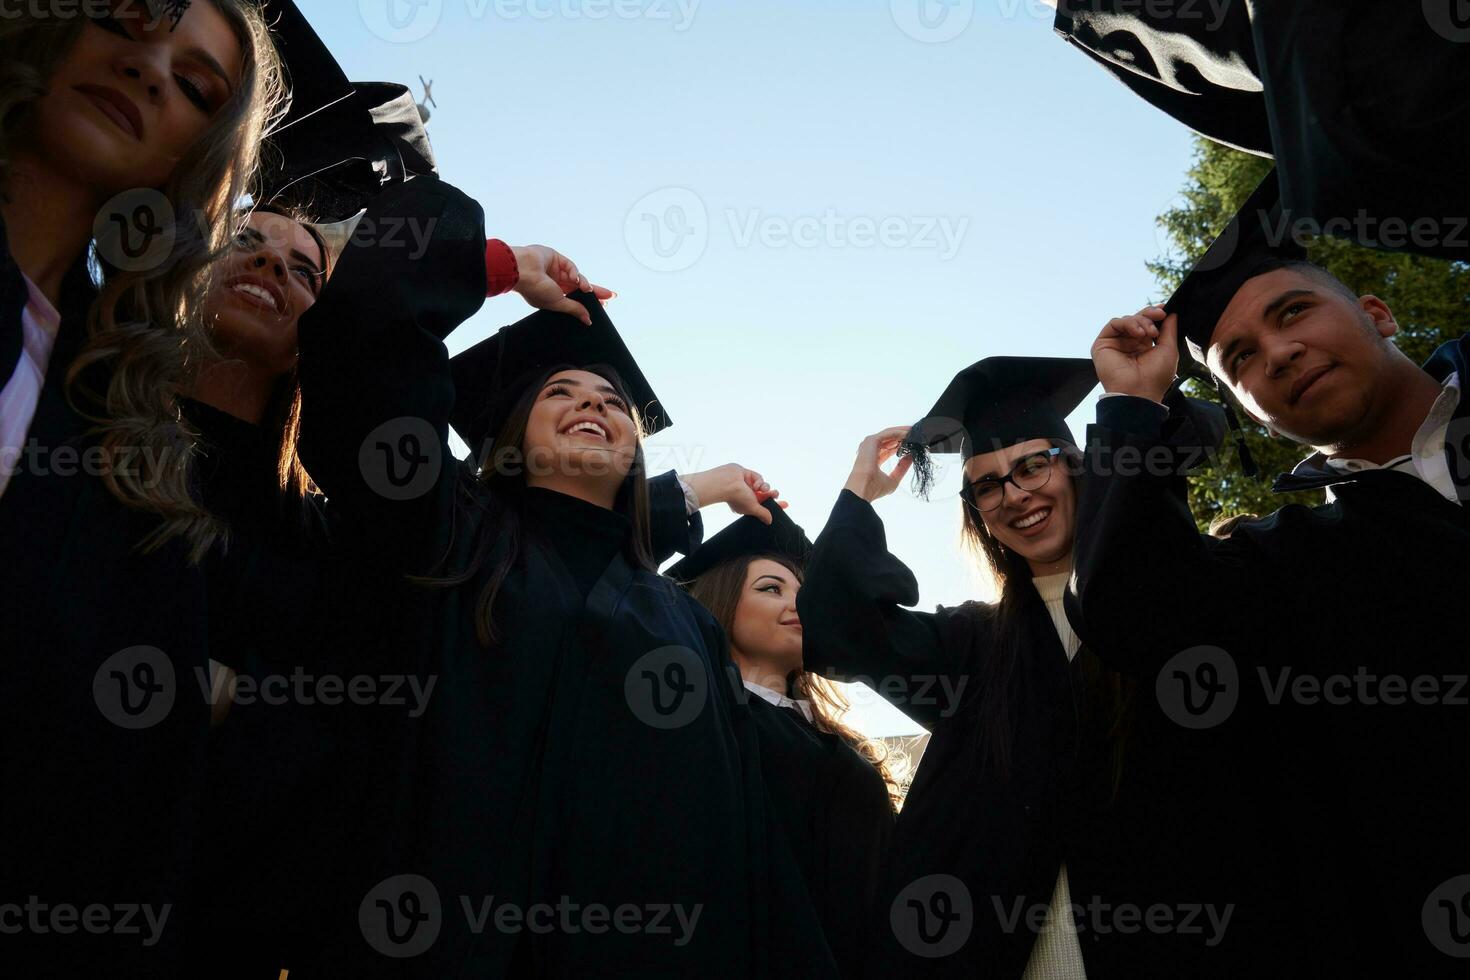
top-left (256, 1), bottom-right (355, 134)
top-left (666, 501), bottom-right (813, 584)
top-left (1165, 170), bottom-right (1306, 369)
top-left (449, 293), bottom-right (671, 460)
top-left (1161, 169), bottom-right (1306, 477)
top-left (900, 356), bottom-right (1098, 497)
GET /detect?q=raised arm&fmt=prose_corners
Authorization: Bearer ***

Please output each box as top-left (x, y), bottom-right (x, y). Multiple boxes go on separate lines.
top-left (296, 176), bottom-right (488, 571)
top-left (1067, 307), bottom-right (1278, 675)
top-left (797, 429), bottom-right (982, 729)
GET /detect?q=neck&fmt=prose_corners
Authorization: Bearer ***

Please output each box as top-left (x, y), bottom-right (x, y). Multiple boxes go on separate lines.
top-left (189, 359), bottom-right (279, 426)
top-left (2, 157), bottom-right (103, 306)
top-left (1026, 553), bottom-right (1073, 579)
top-left (526, 473), bottom-right (618, 510)
top-left (1325, 362), bottom-right (1443, 464)
top-left (735, 654), bottom-right (793, 696)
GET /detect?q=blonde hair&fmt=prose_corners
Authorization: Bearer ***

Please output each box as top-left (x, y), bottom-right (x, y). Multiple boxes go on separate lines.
top-left (0, 2), bottom-right (288, 560)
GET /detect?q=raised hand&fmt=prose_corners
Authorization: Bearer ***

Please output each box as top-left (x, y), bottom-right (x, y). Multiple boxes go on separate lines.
top-left (684, 464), bottom-right (786, 525)
top-left (1092, 305), bottom-right (1179, 403)
top-left (843, 426), bottom-right (914, 503)
top-left (511, 244), bottom-right (615, 325)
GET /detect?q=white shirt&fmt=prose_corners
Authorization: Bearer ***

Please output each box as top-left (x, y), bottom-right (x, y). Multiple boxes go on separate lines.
top-left (741, 679), bottom-right (814, 724)
top-left (0, 274), bottom-right (61, 499)
top-left (1021, 572), bottom-right (1089, 980)
top-left (1317, 371), bottom-right (1462, 505)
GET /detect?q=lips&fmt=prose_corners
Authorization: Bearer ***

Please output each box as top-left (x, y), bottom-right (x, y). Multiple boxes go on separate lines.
top-left (224, 275), bottom-right (286, 315)
top-left (560, 416), bottom-right (612, 442)
top-left (75, 84), bottom-right (144, 141)
top-left (1289, 365), bottom-right (1334, 405)
top-left (1009, 506), bottom-right (1052, 536)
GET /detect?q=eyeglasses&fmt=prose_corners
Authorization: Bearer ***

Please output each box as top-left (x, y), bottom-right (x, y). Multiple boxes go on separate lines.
top-left (960, 447), bottom-right (1064, 512)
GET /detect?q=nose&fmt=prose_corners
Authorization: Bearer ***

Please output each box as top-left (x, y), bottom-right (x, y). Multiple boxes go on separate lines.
top-left (577, 392), bottom-right (608, 414)
top-left (246, 247), bottom-right (289, 283)
top-left (1001, 479), bottom-right (1032, 511)
top-left (1261, 332), bottom-right (1305, 379)
top-left (115, 48), bottom-right (169, 105)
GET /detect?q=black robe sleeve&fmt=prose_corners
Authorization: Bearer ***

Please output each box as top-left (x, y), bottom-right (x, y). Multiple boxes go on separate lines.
top-left (647, 468), bottom-right (704, 564)
top-left (797, 489), bottom-right (985, 729)
top-left (1064, 395), bottom-right (1280, 676)
top-left (296, 175), bottom-right (488, 573)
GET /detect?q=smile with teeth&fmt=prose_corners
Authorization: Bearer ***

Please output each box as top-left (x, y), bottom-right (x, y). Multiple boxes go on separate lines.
top-left (563, 419), bottom-right (611, 441)
top-left (231, 282), bottom-right (281, 313)
top-left (1011, 508), bottom-right (1051, 530)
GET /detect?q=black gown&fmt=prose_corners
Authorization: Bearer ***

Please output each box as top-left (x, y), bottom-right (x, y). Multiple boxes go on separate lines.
top-left (743, 693), bottom-right (893, 978)
top-left (1054, 0), bottom-right (1470, 260)
top-left (0, 223), bottom-right (214, 976)
top-left (1066, 335), bottom-right (1470, 978)
top-left (797, 490), bottom-right (1274, 979)
top-left (293, 175), bottom-right (834, 978)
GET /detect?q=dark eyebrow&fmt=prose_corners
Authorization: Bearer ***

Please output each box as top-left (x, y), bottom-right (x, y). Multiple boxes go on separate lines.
top-left (753, 574), bottom-right (787, 586)
top-left (543, 377), bottom-right (622, 398)
top-left (1217, 288), bottom-right (1318, 378)
top-left (189, 47), bottom-right (235, 96)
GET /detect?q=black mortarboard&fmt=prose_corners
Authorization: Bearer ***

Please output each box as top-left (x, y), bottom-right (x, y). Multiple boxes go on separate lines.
top-left (666, 502), bottom-right (812, 584)
top-left (449, 293), bottom-right (671, 458)
top-left (900, 356), bottom-right (1098, 495)
top-left (256, 1), bottom-right (354, 132)
top-left (1164, 170), bottom-right (1306, 369)
top-left (1160, 170), bottom-right (1305, 477)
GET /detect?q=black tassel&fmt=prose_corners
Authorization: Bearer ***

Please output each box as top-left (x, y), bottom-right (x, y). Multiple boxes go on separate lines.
top-left (897, 438), bottom-right (937, 499)
top-left (1213, 377), bottom-right (1259, 479)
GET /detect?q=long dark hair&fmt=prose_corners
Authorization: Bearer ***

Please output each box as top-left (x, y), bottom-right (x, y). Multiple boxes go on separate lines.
top-left (688, 554), bottom-right (905, 811)
top-left (435, 363), bottom-right (656, 647)
top-left (961, 441), bottom-right (1134, 797)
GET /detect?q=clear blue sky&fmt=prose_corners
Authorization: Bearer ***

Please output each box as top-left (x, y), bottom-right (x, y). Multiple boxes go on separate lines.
top-left (304, 0), bottom-right (1198, 735)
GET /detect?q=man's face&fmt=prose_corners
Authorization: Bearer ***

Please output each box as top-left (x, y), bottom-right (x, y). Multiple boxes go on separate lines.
top-left (1206, 268), bottom-right (1399, 450)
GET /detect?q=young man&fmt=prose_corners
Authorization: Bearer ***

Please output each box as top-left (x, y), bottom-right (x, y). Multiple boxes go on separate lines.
top-left (1040, 0), bottom-right (1470, 261)
top-left (1068, 173), bottom-right (1469, 977)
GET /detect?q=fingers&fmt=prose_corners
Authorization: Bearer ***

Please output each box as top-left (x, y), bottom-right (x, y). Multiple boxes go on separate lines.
top-left (589, 283), bottom-right (616, 302)
top-left (1157, 312), bottom-right (1180, 353)
top-left (547, 294), bottom-right (594, 325)
top-left (869, 425), bottom-right (913, 444)
top-left (889, 454), bottom-right (914, 483)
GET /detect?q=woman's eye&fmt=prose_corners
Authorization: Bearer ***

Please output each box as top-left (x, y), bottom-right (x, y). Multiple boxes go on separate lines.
top-left (758, 585), bottom-right (781, 595)
top-left (175, 73), bottom-right (212, 112)
top-left (545, 386), bottom-right (572, 399)
top-left (1234, 350), bottom-right (1254, 371)
top-left (1283, 301), bottom-right (1308, 321)
top-left (606, 397), bottom-right (629, 413)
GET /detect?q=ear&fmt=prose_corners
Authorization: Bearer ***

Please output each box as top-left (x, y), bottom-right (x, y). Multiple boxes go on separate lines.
top-left (1359, 295), bottom-right (1398, 339)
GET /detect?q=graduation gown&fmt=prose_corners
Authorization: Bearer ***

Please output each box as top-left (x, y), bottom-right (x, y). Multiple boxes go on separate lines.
top-left (0, 223), bottom-right (212, 976)
top-left (1067, 335), bottom-right (1470, 978)
top-left (1054, 1), bottom-right (1470, 260)
top-left (797, 491), bottom-right (1245, 980)
top-left (744, 694), bottom-right (894, 978)
top-left (294, 175), bottom-right (834, 978)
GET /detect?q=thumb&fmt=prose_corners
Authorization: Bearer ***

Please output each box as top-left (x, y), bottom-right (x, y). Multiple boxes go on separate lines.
top-left (1158, 312), bottom-right (1180, 358)
top-left (546, 294), bottom-right (593, 325)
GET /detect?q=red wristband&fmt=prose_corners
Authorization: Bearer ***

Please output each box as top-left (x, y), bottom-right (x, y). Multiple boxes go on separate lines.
top-left (485, 239), bottom-right (519, 298)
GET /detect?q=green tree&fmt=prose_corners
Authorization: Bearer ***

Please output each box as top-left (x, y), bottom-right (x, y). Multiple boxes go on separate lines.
top-left (1152, 137), bottom-right (1470, 528)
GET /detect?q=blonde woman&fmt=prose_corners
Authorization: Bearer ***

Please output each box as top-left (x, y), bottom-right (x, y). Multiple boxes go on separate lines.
top-left (0, 3), bottom-right (286, 974)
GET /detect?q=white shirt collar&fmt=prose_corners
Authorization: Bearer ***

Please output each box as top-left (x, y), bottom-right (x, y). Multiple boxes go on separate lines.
top-left (742, 680), bottom-right (813, 723)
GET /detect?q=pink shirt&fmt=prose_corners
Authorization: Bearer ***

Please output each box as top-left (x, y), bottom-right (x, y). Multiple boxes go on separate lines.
top-left (0, 274), bottom-right (61, 498)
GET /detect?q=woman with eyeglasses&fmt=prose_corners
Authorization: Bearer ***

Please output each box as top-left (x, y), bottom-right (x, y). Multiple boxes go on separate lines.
top-left (796, 356), bottom-right (1184, 980)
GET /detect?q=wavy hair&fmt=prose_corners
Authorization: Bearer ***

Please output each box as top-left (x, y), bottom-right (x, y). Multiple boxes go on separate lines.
top-left (0, 2), bottom-right (288, 560)
top-left (687, 554), bottom-right (907, 811)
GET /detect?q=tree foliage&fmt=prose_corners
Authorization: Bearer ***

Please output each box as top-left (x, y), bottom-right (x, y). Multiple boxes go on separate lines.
top-left (1152, 138), bottom-right (1470, 527)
